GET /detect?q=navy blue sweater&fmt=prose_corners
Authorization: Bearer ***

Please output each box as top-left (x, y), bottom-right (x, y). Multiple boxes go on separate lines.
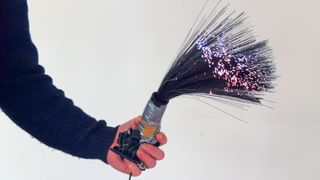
top-left (0, 0), bottom-right (117, 163)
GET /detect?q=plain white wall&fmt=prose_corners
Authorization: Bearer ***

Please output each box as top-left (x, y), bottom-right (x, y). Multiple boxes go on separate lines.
top-left (1, 0), bottom-right (320, 180)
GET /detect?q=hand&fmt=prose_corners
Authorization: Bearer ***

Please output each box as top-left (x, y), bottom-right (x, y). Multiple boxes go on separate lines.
top-left (107, 116), bottom-right (167, 176)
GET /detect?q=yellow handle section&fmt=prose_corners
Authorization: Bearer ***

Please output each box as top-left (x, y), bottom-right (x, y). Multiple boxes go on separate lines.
top-left (139, 121), bottom-right (158, 139)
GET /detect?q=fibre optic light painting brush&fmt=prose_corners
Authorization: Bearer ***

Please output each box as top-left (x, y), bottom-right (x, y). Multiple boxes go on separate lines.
top-left (112, 2), bottom-right (276, 170)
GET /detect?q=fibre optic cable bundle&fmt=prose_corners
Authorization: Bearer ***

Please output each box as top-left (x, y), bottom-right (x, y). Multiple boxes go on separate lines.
top-left (112, 1), bottom-right (276, 170)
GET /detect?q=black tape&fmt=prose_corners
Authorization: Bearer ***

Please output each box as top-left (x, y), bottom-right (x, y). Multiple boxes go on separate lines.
top-left (111, 128), bottom-right (160, 170)
top-left (111, 128), bottom-right (142, 165)
top-left (151, 92), bottom-right (169, 107)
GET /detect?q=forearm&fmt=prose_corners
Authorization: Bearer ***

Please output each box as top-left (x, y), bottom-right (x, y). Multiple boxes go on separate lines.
top-left (0, 0), bottom-right (117, 162)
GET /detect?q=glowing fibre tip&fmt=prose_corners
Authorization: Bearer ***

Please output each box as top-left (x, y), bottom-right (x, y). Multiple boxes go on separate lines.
top-left (196, 32), bottom-right (273, 93)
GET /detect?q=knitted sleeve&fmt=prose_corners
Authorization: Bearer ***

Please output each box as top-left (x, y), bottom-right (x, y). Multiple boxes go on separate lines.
top-left (0, 0), bottom-right (117, 163)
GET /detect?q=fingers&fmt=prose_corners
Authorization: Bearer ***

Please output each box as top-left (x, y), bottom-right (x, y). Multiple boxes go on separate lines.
top-left (109, 150), bottom-right (142, 176)
top-left (108, 151), bottom-right (131, 175)
top-left (108, 150), bottom-right (141, 176)
top-left (109, 116), bottom-right (168, 177)
top-left (137, 148), bottom-right (157, 169)
top-left (124, 159), bottom-right (142, 176)
top-left (140, 143), bottom-right (165, 160)
top-left (136, 132), bottom-right (167, 169)
top-left (156, 132), bottom-right (167, 146)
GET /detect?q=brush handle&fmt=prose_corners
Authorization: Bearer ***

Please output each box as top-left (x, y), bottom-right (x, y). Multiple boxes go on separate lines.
top-left (138, 95), bottom-right (167, 144)
top-left (111, 93), bottom-right (167, 170)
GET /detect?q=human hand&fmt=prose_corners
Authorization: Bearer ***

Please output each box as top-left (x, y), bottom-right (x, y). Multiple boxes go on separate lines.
top-left (107, 116), bottom-right (167, 176)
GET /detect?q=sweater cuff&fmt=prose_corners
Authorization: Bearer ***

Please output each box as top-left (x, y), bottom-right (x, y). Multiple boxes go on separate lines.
top-left (77, 121), bottom-right (118, 164)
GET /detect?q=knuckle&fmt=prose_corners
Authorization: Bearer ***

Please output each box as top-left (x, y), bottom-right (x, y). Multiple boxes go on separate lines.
top-left (136, 149), bottom-right (144, 158)
top-left (141, 144), bottom-right (149, 151)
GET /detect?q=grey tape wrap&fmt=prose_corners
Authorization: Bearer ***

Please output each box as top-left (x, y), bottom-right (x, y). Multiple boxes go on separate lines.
top-left (139, 98), bottom-right (167, 143)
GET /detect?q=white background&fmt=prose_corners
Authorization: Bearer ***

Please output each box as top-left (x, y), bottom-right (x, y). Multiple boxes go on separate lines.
top-left (1, 0), bottom-right (320, 180)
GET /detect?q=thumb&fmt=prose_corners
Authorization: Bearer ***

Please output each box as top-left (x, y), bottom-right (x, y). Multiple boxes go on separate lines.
top-left (132, 116), bottom-right (142, 130)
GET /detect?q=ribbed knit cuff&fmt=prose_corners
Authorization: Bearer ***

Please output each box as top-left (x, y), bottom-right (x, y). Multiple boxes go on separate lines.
top-left (77, 121), bottom-right (119, 164)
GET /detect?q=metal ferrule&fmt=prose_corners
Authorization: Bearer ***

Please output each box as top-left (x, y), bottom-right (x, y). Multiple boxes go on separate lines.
top-left (138, 96), bottom-right (167, 144)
